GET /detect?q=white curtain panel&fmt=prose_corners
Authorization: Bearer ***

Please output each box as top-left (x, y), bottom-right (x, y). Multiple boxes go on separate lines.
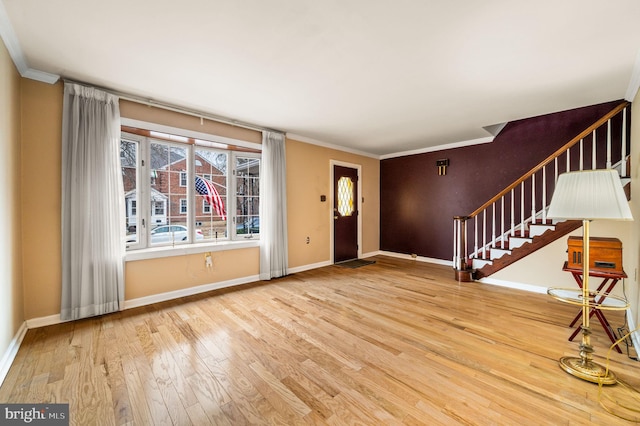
top-left (259, 131), bottom-right (288, 279)
top-left (61, 83), bottom-right (125, 320)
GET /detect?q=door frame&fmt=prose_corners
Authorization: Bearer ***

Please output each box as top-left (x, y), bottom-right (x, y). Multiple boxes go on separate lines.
top-left (330, 160), bottom-right (362, 263)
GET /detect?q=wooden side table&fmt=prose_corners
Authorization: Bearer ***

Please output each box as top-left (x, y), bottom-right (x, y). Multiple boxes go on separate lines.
top-left (561, 261), bottom-right (627, 353)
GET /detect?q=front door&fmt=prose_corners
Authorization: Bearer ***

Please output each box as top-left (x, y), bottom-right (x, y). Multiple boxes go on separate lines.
top-left (333, 165), bottom-right (358, 263)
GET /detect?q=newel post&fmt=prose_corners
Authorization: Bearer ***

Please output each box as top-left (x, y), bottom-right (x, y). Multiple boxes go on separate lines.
top-left (453, 216), bottom-right (473, 282)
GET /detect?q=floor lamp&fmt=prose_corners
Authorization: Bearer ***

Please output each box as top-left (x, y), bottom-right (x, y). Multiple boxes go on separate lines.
top-left (547, 169), bottom-right (633, 384)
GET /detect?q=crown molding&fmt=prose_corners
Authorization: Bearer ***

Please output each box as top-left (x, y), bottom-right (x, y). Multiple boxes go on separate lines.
top-left (379, 136), bottom-right (494, 160)
top-left (0, 0), bottom-right (59, 84)
top-left (286, 133), bottom-right (380, 159)
top-left (287, 132), bottom-right (497, 161)
top-left (625, 48), bottom-right (640, 102)
top-left (21, 67), bottom-right (59, 84)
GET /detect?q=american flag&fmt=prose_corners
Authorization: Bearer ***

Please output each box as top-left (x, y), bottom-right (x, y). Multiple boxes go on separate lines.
top-left (195, 176), bottom-right (226, 220)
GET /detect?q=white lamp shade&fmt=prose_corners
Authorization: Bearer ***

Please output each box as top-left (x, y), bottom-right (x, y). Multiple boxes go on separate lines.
top-left (547, 170), bottom-right (633, 221)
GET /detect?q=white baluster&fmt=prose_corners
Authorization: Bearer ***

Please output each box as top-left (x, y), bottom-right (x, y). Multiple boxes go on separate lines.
top-left (474, 215), bottom-right (478, 259)
top-left (554, 157), bottom-right (559, 183)
top-left (566, 147), bottom-right (571, 172)
top-left (500, 196), bottom-right (505, 248)
top-left (579, 139), bottom-right (584, 171)
top-left (606, 118), bottom-right (612, 169)
top-left (592, 129), bottom-right (596, 169)
top-left (491, 203), bottom-right (496, 248)
top-left (482, 210), bottom-right (487, 259)
top-left (464, 219), bottom-right (468, 265)
top-left (542, 166), bottom-right (547, 223)
top-left (510, 188), bottom-right (515, 237)
top-left (622, 107), bottom-right (627, 176)
top-left (531, 173), bottom-right (536, 225)
top-left (520, 182), bottom-right (525, 237)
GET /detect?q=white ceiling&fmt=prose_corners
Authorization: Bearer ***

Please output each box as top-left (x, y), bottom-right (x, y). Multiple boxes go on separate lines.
top-left (3, 0), bottom-right (640, 156)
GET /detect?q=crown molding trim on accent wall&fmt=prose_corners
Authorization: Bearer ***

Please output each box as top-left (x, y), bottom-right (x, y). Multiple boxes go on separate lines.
top-left (0, 0), bottom-right (59, 84)
top-left (287, 133), bottom-right (497, 161)
top-left (380, 136), bottom-right (494, 160)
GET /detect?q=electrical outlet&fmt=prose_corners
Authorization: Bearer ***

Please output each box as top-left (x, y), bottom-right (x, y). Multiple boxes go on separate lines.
top-left (411, 253), bottom-right (417, 259)
top-left (205, 252), bottom-right (213, 268)
top-left (306, 236), bottom-right (310, 244)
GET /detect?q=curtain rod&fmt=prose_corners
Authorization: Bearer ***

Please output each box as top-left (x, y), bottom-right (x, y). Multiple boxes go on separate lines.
top-left (62, 78), bottom-right (283, 135)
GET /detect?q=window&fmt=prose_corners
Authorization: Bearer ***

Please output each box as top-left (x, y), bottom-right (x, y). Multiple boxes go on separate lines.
top-left (122, 128), bottom-right (261, 249)
top-left (153, 201), bottom-right (164, 216)
top-left (235, 156), bottom-right (261, 238)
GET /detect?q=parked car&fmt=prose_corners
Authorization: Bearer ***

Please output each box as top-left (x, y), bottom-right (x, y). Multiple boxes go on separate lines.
top-left (126, 225), bottom-right (204, 244)
top-left (236, 217), bottom-right (260, 234)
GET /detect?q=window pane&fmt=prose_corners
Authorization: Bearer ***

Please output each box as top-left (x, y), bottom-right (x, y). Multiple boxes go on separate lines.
top-left (236, 156), bottom-right (260, 236)
top-left (194, 148), bottom-right (228, 241)
top-left (150, 141), bottom-right (188, 244)
top-left (337, 176), bottom-right (355, 216)
top-left (121, 139), bottom-right (139, 245)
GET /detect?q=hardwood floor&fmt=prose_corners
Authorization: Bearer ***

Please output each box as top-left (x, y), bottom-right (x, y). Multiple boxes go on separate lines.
top-left (1, 255), bottom-right (639, 425)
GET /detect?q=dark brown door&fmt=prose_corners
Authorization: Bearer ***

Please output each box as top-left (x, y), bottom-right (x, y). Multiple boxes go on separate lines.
top-left (334, 165), bottom-right (358, 263)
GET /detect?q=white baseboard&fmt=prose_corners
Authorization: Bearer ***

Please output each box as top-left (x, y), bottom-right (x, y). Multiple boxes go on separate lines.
top-left (361, 250), bottom-right (382, 259)
top-left (287, 260), bottom-right (332, 274)
top-left (123, 275), bottom-right (261, 310)
top-left (378, 250), bottom-right (453, 267)
top-left (476, 277), bottom-right (548, 294)
top-left (24, 275), bottom-right (263, 329)
top-left (0, 321), bottom-right (28, 387)
top-left (26, 314), bottom-right (64, 329)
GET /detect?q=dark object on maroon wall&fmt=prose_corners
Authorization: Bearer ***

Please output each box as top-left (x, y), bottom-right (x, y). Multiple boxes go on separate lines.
top-left (379, 100), bottom-right (627, 261)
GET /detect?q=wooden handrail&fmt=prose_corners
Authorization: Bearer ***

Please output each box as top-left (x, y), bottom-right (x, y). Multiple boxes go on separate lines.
top-left (467, 101), bottom-right (629, 218)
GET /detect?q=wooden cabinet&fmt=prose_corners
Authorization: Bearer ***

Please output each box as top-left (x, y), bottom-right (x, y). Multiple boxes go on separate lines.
top-left (567, 236), bottom-right (622, 273)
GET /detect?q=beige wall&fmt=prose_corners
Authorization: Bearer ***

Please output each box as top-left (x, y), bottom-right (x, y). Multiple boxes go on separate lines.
top-left (125, 248), bottom-right (259, 300)
top-left (17, 82), bottom-right (380, 317)
top-left (120, 100), bottom-right (262, 144)
top-left (286, 138), bottom-right (380, 268)
top-left (0, 38), bottom-right (24, 361)
top-left (20, 80), bottom-right (63, 319)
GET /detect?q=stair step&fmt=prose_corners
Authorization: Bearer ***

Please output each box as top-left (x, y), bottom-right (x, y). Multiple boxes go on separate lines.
top-left (472, 258), bottom-right (492, 269)
top-left (490, 247), bottom-right (512, 260)
top-left (509, 235), bottom-right (532, 250)
top-left (473, 219), bottom-right (582, 280)
top-left (529, 223), bottom-right (555, 238)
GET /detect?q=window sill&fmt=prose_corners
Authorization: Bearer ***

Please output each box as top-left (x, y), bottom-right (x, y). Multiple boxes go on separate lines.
top-left (125, 239), bottom-right (260, 262)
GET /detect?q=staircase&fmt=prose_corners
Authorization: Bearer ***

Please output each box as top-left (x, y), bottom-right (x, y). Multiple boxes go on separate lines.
top-left (453, 101), bottom-right (631, 281)
top-left (471, 219), bottom-right (582, 279)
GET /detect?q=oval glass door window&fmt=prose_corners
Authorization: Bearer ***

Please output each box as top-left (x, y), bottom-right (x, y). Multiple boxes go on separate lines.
top-left (337, 176), bottom-right (354, 216)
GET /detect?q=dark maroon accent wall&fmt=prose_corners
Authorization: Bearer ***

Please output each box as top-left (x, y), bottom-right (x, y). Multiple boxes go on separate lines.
top-left (380, 100), bottom-right (626, 261)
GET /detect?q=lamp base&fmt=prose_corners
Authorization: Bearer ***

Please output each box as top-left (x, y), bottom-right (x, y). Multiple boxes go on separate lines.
top-left (558, 356), bottom-right (617, 385)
